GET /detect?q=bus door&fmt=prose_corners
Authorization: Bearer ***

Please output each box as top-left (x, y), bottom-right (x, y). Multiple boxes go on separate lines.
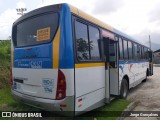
top-left (102, 37), bottom-right (119, 103)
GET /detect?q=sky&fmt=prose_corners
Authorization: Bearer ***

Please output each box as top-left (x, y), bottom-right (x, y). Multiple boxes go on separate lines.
top-left (0, 0), bottom-right (160, 50)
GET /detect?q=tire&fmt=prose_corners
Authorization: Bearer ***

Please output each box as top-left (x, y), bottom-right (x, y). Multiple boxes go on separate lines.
top-left (143, 71), bottom-right (148, 82)
top-left (120, 79), bottom-right (128, 99)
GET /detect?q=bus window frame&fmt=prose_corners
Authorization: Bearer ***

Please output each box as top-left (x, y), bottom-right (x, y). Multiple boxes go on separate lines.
top-left (12, 12), bottom-right (60, 48)
top-left (122, 39), bottom-right (128, 61)
top-left (127, 40), bottom-right (133, 61)
top-left (73, 16), bottom-right (103, 63)
top-left (118, 37), bottom-right (124, 61)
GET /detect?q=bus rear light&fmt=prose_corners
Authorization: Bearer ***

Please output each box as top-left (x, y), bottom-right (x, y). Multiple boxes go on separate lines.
top-left (10, 69), bottom-right (13, 86)
top-left (56, 70), bottom-right (66, 100)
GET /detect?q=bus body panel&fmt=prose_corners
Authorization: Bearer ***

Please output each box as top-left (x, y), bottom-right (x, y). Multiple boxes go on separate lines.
top-left (14, 43), bottom-right (52, 67)
top-left (12, 68), bottom-right (58, 99)
top-left (11, 3), bottom-right (153, 115)
top-left (119, 61), bottom-right (149, 89)
top-left (12, 90), bottom-right (75, 113)
top-left (75, 87), bottom-right (105, 112)
top-left (75, 65), bottom-right (105, 97)
top-left (12, 4), bottom-right (75, 112)
top-left (59, 4), bottom-right (74, 69)
top-left (74, 65), bottom-right (105, 111)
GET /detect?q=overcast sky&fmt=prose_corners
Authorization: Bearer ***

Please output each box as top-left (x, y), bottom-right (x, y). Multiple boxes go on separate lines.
top-left (0, 0), bottom-right (160, 48)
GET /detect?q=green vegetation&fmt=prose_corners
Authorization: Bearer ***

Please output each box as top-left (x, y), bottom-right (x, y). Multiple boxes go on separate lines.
top-left (0, 40), bottom-right (131, 120)
top-left (77, 99), bottom-right (131, 120)
top-left (0, 87), bottom-right (131, 120)
top-left (0, 40), bottom-right (11, 89)
top-left (0, 40), bottom-right (11, 60)
top-left (0, 88), bottom-right (40, 112)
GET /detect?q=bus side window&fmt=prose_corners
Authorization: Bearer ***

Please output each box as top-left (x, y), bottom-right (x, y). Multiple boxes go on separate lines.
top-left (123, 40), bottom-right (128, 60)
top-left (144, 47), bottom-right (148, 60)
top-left (137, 45), bottom-right (139, 59)
top-left (141, 47), bottom-right (144, 59)
top-left (140, 46), bottom-right (142, 59)
top-left (109, 40), bottom-right (117, 68)
top-left (133, 43), bottom-right (138, 60)
top-left (75, 21), bottom-right (90, 61)
top-left (88, 26), bottom-right (100, 60)
top-left (128, 41), bottom-right (133, 60)
top-left (119, 38), bottom-right (123, 60)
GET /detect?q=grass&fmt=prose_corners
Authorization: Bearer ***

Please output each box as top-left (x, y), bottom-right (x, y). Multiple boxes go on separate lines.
top-left (0, 88), bottom-right (40, 112)
top-left (77, 99), bottom-right (131, 120)
top-left (0, 60), bottom-right (10, 89)
top-left (0, 87), bottom-right (131, 120)
top-left (0, 40), bottom-right (131, 120)
top-left (0, 40), bottom-right (11, 89)
top-left (0, 40), bottom-right (10, 58)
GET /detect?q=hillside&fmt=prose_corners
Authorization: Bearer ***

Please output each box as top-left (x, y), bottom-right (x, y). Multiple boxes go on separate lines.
top-left (0, 40), bottom-right (10, 88)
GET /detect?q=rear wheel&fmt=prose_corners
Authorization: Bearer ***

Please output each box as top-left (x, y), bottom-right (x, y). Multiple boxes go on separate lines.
top-left (143, 70), bottom-right (148, 82)
top-left (120, 79), bottom-right (128, 99)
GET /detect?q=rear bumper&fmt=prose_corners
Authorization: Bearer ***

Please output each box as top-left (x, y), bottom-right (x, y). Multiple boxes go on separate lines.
top-left (12, 90), bottom-right (74, 113)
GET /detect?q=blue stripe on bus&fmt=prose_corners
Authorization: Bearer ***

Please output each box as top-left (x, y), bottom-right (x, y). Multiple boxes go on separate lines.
top-left (119, 60), bottom-right (149, 64)
top-left (14, 58), bottom-right (52, 68)
top-left (14, 43), bottom-right (53, 68)
top-left (59, 4), bottom-right (74, 69)
top-left (14, 4), bottom-right (74, 69)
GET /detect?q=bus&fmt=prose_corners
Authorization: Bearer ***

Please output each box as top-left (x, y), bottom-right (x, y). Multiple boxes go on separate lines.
top-left (11, 3), bottom-right (153, 116)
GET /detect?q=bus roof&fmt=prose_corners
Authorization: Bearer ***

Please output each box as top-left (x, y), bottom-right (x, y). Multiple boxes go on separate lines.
top-left (13, 3), bottom-right (149, 49)
top-left (69, 4), bottom-right (149, 49)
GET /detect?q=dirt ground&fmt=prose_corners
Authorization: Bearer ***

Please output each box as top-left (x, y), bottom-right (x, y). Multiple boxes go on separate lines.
top-left (125, 67), bottom-right (160, 120)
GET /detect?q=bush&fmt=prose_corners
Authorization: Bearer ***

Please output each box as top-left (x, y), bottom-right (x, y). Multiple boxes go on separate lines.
top-left (0, 40), bottom-right (11, 89)
top-left (0, 40), bottom-right (11, 60)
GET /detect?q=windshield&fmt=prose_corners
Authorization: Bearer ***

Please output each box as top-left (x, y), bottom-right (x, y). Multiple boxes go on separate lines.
top-left (13, 13), bottom-right (59, 47)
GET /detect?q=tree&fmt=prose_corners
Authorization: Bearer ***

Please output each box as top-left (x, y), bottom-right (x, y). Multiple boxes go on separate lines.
top-left (76, 38), bottom-right (93, 60)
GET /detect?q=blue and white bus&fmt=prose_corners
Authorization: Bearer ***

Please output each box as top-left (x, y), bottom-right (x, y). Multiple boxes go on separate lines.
top-left (11, 3), bottom-right (153, 115)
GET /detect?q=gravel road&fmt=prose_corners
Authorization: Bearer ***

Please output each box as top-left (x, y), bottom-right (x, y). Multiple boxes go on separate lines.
top-left (125, 67), bottom-right (160, 120)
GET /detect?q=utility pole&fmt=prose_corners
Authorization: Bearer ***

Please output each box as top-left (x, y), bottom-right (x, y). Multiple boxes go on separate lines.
top-left (149, 35), bottom-right (151, 49)
top-left (16, 8), bottom-right (27, 16)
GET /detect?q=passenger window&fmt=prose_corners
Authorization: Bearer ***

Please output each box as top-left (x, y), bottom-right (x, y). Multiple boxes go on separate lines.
top-left (144, 47), bottom-right (148, 59)
top-left (75, 21), bottom-right (90, 60)
top-left (133, 43), bottom-right (138, 60)
top-left (141, 47), bottom-right (144, 59)
top-left (89, 26), bottom-right (100, 60)
top-left (123, 40), bottom-right (128, 60)
top-left (128, 41), bottom-right (133, 60)
top-left (138, 46), bottom-right (141, 59)
top-left (119, 38), bottom-right (123, 60)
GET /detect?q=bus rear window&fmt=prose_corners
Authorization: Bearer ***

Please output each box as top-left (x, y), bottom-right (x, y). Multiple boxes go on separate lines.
top-left (13, 13), bottom-right (59, 47)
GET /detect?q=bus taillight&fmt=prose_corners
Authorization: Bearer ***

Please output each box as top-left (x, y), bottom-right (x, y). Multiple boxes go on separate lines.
top-left (56, 70), bottom-right (66, 100)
